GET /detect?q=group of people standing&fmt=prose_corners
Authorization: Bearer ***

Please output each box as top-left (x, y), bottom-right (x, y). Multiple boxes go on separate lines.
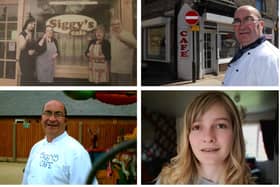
top-left (18, 17), bottom-right (59, 85)
top-left (18, 17), bottom-right (136, 86)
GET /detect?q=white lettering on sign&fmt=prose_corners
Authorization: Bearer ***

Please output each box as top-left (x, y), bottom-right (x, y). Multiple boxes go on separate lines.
top-left (46, 15), bottom-right (97, 36)
top-left (179, 31), bottom-right (189, 57)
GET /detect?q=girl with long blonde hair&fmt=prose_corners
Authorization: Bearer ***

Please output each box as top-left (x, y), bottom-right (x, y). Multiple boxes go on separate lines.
top-left (157, 91), bottom-right (253, 184)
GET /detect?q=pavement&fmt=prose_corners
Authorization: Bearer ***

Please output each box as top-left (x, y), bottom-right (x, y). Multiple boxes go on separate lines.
top-left (0, 162), bottom-right (25, 184)
top-left (164, 72), bottom-right (225, 86)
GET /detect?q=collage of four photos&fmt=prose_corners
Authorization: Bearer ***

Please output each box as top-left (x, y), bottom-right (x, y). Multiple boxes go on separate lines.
top-left (0, 0), bottom-right (279, 185)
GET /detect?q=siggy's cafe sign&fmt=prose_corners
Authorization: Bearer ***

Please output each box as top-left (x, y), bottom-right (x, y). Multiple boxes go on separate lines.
top-left (46, 14), bottom-right (97, 36)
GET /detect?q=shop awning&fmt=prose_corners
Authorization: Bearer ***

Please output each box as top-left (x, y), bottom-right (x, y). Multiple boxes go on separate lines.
top-left (204, 12), bottom-right (233, 25)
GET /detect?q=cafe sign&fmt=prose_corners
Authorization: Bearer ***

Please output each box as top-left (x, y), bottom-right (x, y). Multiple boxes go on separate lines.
top-left (46, 14), bottom-right (97, 36)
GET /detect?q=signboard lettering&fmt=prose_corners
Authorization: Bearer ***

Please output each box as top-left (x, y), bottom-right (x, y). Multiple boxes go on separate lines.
top-left (179, 31), bottom-right (189, 57)
top-left (46, 15), bottom-right (97, 36)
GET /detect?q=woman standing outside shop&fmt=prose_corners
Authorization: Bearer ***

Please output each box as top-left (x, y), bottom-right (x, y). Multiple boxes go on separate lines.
top-left (36, 26), bottom-right (59, 84)
top-left (85, 25), bottom-right (111, 83)
top-left (18, 17), bottom-right (37, 85)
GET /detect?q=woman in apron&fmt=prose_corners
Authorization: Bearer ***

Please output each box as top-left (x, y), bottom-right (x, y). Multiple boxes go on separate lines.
top-left (85, 25), bottom-right (111, 83)
top-left (36, 26), bottom-right (59, 84)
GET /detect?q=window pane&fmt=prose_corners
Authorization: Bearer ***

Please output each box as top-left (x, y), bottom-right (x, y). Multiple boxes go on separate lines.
top-left (204, 33), bottom-right (211, 68)
top-left (6, 41), bottom-right (16, 59)
top-left (0, 61), bottom-right (4, 78)
top-left (7, 5), bottom-right (17, 21)
top-left (219, 32), bottom-right (237, 59)
top-left (0, 23), bottom-right (5, 40)
top-left (0, 7), bottom-right (6, 21)
top-left (56, 34), bottom-right (88, 66)
top-left (146, 26), bottom-right (166, 60)
top-left (6, 61), bottom-right (16, 79)
top-left (0, 42), bottom-right (4, 59)
top-left (7, 23), bottom-right (17, 40)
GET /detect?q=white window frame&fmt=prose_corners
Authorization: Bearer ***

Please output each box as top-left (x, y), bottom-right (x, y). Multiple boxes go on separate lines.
top-left (142, 17), bottom-right (171, 62)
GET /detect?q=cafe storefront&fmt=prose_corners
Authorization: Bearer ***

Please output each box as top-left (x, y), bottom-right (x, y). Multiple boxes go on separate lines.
top-left (0, 0), bottom-right (136, 85)
top-left (142, 1), bottom-right (277, 85)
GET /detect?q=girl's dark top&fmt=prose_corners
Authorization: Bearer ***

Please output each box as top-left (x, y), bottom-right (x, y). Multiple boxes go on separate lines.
top-left (19, 31), bottom-right (37, 64)
top-left (19, 31), bottom-right (37, 83)
top-left (85, 39), bottom-right (111, 63)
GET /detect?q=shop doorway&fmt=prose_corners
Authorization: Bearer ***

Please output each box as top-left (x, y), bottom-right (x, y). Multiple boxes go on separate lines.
top-left (0, 2), bottom-right (18, 85)
top-left (203, 31), bottom-right (216, 74)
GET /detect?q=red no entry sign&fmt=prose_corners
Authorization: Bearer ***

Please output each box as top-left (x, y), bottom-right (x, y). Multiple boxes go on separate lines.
top-left (185, 10), bottom-right (199, 25)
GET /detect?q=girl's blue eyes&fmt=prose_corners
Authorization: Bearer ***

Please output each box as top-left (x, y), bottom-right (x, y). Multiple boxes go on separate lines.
top-left (190, 123), bottom-right (228, 131)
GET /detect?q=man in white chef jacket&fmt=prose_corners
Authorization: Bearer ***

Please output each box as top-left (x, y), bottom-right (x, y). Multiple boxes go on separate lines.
top-left (223, 5), bottom-right (279, 86)
top-left (22, 100), bottom-right (98, 184)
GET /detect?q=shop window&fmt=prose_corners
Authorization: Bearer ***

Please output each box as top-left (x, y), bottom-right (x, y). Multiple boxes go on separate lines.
top-left (142, 17), bottom-right (170, 62)
top-left (218, 32), bottom-right (238, 62)
top-left (146, 26), bottom-right (166, 60)
top-left (0, 5), bottom-right (17, 81)
top-left (204, 33), bottom-right (212, 70)
top-left (29, 1), bottom-right (111, 66)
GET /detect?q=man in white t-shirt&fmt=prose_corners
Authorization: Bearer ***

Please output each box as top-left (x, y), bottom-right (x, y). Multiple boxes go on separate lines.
top-left (22, 100), bottom-right (97, 184)
top-left (110, 19), bottom-right (136, 85)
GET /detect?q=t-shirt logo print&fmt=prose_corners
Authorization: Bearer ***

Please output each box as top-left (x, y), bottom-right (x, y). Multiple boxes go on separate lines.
top-left (40, 152), bottom-right (59, 169)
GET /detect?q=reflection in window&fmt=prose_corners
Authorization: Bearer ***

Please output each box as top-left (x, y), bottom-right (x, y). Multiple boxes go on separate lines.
top-left (146, 26), bottom-right (166, 60)
top-left (219, 32), bottom-right (237, 59)
top-left (243, 123), bottom-right (268, 161)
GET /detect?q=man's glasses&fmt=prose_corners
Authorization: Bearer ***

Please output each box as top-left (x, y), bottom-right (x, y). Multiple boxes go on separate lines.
top-left (232, 16), bottom-right (260, 26)
top-left (42, 111), bottom-right (65, 118)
